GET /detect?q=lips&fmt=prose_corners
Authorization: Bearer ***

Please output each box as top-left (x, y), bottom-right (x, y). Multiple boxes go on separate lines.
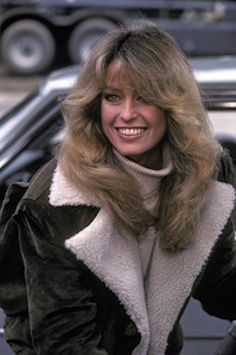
top-left (116, 128), bottom-right (146, 136)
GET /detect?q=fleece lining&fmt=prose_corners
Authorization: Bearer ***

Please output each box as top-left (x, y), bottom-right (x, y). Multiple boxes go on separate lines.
top-left (49, 164), bottom-right (235, 355)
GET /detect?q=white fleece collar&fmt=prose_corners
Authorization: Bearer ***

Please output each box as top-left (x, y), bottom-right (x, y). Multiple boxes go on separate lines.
top-left (49, 164), bottom-right (235, 355)
top-left (49, 164), bottom-right (101, 207)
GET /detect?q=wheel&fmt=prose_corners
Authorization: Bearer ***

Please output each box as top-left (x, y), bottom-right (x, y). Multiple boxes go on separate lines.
top-left (68, 18), bottom-right (116, 64)
top-left (1, 20), bottom-right (56, 75)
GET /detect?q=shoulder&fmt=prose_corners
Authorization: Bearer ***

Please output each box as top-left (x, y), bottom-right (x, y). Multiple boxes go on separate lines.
top-left (24, 161), bottom-right (98, 238)
top-left (23, 158), bottom-right (57, 203)
top-left (1, 159), bottom-right (57, 214)
top-left (1, 159), bottom-right (99, 246)
top-left (1, 159), bottom-right (57, 227)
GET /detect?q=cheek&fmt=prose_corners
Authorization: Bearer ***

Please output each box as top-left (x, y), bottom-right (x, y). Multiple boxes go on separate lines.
top-left (101, 103), bottom-right (108, 130)
top-left (101, 101), bottom-right (111, 122)
top-left (159, 117), bottom-right (167, 136)
top-left (101, 105), bottom-right (113, 140)
top-left (101, 103), bottom-right (119, 134)
top-left (152, 109), bottom-right (167, 135)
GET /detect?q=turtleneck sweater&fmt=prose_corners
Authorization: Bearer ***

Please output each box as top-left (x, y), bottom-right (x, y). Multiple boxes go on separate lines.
top-left (113, 147), bottom-right (173, 277)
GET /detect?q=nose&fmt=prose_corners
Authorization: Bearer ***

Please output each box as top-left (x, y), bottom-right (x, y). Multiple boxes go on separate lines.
top-left (121, 99), bottom-right (137, 121)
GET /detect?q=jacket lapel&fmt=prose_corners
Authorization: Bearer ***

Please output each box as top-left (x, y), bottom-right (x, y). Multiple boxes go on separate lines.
top-left (49, 164), bottom-right (150, 354)
top-left (49, 164), bottom-right (235, 355)
top-left (146, 180), bottom-right (235, 355)
top-left (65, 208), bottom-right (150, 355)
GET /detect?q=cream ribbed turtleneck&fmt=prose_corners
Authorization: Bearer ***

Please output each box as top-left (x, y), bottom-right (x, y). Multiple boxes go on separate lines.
top-left (113, 146), bottom-right (172, 208)
top-left (113, 146), bottom-right (173, 277)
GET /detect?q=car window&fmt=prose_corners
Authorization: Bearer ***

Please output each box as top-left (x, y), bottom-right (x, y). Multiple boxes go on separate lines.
top-left (0, 93), bottom-right (39, 141)
top-left (0, 92), bottom-right (65, 154)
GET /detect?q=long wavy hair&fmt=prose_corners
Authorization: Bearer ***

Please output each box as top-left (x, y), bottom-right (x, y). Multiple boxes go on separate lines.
top-left (59, 20), bottom-right (221, 252)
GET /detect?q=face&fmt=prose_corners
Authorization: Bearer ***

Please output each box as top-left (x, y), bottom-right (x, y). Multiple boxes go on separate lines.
top-left (101, 59), bottom-right (167, 169)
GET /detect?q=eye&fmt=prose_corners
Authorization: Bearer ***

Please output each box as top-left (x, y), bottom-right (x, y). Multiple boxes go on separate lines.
top-left (103, 93), bottom-right (120, 102)
top-left (137, 95), bottom-right (151, 104)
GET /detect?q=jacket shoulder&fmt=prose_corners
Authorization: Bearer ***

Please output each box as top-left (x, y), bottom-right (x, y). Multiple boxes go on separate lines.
top-left (0, 159), bottom-right (56, 221)
top-left (23, 158), bottom-right (57, 202)
top-left (13, 159), bottom-right (99, 247)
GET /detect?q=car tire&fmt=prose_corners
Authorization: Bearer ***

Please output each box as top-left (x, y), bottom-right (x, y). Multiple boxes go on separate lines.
top-left (68, 18), bottom-right (116, 64)
top-left (1, 20), bottom-right (56, 75)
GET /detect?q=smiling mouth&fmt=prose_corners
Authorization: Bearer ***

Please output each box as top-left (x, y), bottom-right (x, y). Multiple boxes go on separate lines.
top-left (117, 128), bottom-right (146, 136)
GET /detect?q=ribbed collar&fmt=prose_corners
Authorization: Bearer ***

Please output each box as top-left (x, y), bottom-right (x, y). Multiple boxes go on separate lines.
top-left (113, 146), bottom-right (173, 200)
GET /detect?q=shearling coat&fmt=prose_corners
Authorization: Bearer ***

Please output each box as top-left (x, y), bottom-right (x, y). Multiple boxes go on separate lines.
top-left (0, 156), bottom-right (235, 355)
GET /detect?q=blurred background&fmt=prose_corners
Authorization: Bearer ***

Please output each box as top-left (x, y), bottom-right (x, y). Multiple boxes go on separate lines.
top-left (1, 0), bottom-right (236, 115)
top-left (1, 1), bottom-right (236, 354)
top-left (1, 0), bottom-right (236, 113)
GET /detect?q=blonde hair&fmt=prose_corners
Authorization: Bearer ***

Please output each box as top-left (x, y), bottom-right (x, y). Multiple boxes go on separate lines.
top-left (59, 20), bottom-right (220, 252)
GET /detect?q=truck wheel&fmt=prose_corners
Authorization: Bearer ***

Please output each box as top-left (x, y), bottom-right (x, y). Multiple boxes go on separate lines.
top-left (1, 20), bottom-right (55, 75)
top-left (68, 18), bottom-right (116, 64)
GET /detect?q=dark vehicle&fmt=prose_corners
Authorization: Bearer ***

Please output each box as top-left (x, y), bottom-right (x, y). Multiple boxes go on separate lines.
top-left (1, 0), bottom-right (236, 74)
top-left (0, 57), bottom-right (236, 355)
top-left (0, 65), bottom-right (77, 202)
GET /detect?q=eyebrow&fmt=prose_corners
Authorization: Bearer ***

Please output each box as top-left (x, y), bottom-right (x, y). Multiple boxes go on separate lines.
top-left (103, 86), bottom-right (122, 92)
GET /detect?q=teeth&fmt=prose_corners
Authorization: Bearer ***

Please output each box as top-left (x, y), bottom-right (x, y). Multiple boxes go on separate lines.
top-left (118, 128), bottom-right (145, 136)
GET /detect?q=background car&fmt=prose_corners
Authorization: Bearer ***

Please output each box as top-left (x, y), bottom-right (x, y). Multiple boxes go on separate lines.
top-left (0, 65), bottom-right (77, 202)
top-left (1, 0), bottom-right (236, 75)
top-left (0, 56), bottom-right (236, 355)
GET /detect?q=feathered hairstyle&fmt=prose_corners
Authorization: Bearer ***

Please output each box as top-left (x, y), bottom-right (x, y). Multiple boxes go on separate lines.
top-left (59, 20), bottom-right (220, 252)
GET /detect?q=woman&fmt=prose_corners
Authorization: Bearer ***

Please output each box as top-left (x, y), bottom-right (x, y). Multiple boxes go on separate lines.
top-left (0, 20), bottom-right (235, 355)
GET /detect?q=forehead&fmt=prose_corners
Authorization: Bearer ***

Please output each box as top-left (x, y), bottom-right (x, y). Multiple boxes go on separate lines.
top-left (105, 59), bottom-right (133, 88)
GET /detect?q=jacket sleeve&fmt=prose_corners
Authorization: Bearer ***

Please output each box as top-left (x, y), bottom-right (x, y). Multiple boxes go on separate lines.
top-left (15, 200), bottom-right (108, 355)
top-left (0, 182), bottom-right (37, 355)
top-left (193, 217), bottom-right (236, 320)
top-left (193, 149), bottom-right (236, 320)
